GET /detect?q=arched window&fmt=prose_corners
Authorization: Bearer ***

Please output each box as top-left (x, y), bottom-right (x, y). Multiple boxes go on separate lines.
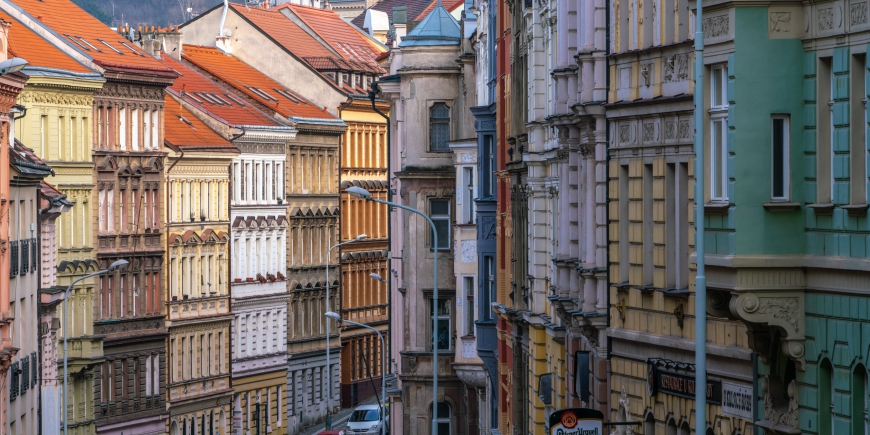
top-left (432, 401), bottom-right (451, 435)
top-left (821, 359), bottom-right (834, 434)
top-left (429, 103), bottom-right (450, 151)
top-left (666, 418), bottom-right (677, 435)
top-left (170, 420), bottom-right (180, 435)
top-left (678, 420), bottom-right (690, 435)
top-left (643, 411), bottom-right (655, 435)
top-left (853, 364), bottom-right (868, 435)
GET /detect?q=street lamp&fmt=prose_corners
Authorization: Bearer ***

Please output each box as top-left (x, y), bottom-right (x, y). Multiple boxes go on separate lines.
top-left (346, 185), bottom-right (441, 435)
top-left (63, 259), bottom-right (128, 435)
top-left (325, 233), bottom-right (368, 430)
top-left (325, 311), bottom-right (387, 435)
top-left (369, 273), bottom-right (389, 284)
top-left (0, 57), bottom-right (27, 75)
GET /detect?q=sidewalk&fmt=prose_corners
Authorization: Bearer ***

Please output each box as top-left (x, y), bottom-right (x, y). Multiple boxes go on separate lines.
top-left (298, 396), bottom-right (379, 435)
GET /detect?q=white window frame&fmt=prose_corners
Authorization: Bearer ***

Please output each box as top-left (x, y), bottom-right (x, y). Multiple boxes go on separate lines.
top-left (771, 115), bottom-right (791, 201)
top-left (461, 166), bottom-right (475, 224)
top-left (710, 65), bottom-right (729, 201)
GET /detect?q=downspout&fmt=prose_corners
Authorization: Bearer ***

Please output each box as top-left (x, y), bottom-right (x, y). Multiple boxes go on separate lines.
top-left (693, 0), bottom-right (707, 432)
top-left (603, 0), bottom-right (612, 418)
top-left (218, 0), bottom-right (229, 37)
top-left (368, 86), bottom-right (391, 376)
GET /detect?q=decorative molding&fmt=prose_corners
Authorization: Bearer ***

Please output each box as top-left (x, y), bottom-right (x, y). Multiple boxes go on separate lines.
top-left (818, 7), bottom-right (834, 30)
top-left (236, 142), bottom-right (286, 155)
top-left (702, 15), bottom-right (730, 38)
top-left (769, 12), bottom-right (792, 32)
top-left (731, 292), bottom-right (805, 369)
top-left (853, 2), bottom-right (869, 25)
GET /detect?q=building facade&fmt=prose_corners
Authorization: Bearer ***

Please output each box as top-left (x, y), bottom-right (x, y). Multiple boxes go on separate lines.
top-left (8, 140), bottom-right (54, 435)
top-left (376, 4), bottom-right (473, 433)
top-left (163, 90), bottom-right (237, 435)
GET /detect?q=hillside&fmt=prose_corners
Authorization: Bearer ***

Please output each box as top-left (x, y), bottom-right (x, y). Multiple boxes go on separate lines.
top-left (71, 0), bottom-right (251, 28)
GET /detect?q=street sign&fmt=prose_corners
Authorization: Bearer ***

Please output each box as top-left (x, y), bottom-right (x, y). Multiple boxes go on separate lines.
top-left (549, 408), bottom-right (604, 435)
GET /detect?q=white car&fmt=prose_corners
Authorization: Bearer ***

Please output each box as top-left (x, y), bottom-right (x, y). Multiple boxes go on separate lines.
top-left (345, 404), bottom-right (388, 434)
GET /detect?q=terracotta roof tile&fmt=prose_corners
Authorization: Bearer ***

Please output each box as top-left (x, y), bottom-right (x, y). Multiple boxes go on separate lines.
top-left (229, 3), bottom-right (334, 59)
top-left (0, 9), bottom-right (91, 74)
top-left (158, 54), bottom-right (283, 127)
top-left (9, 0), bottom-right (175, 76)
top-left (350, 0), bottom-right (435, 29)
top-left (282, 3), bottom-right (386, 66)
top-left (413, 0), bottom-right (464, 21)
top-left (163, 94), bottom-right (236, 149)
top-left (181, 45), bottom-right (337, 120)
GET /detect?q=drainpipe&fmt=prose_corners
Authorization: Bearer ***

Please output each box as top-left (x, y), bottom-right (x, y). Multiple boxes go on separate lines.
top-left (693, 0), bottom-right (707, 432)
top-left (367, 86), bottom-right (392, 380)
top-left (218, 0), bottom-right (229, 37)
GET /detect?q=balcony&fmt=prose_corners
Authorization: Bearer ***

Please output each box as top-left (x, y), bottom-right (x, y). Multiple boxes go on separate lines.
top-left (231, 277), bottom-right (287, 299)
top-left (58, 336), bottom-right (104, 374)
top-left (167, 294), bottom-right (229, 322)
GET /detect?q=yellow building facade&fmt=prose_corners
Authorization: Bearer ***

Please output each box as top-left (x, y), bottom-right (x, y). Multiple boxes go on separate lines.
top-left (164, 97), bottom-right (237, 434)
top-left (14, 57), bottom-right (105, 435)
top-left (338, 101), bottom-right (390, 407)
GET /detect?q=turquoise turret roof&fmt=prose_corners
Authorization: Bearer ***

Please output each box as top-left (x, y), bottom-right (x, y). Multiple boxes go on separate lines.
top-left (399, 1), bottom-right (461, 47)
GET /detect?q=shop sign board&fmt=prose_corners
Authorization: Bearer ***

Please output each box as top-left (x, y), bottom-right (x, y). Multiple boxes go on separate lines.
top-left (549, 408), bottom-right (604, 435)
top-left (646, 360), bottom-right (722, 404)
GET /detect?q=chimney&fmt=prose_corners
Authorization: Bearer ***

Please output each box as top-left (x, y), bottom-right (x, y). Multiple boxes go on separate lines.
top-left (143, 26), bottom-right (183, 60)
top-left (392, 6), bottom-right (407, 47)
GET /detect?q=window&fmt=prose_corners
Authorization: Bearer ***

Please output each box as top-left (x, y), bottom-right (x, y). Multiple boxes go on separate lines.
top-left (461, 167), bottom-right (474, 224)
top-left (574, 351), bottom-right (590, 401)
top-left (432, 402), bottom-right (451, 435)
top-left (463, 276), bottom-right (475, 336)
top-left (430, 199), bottom-right (451, 250)
top-left (430, 298), bottom-right (452, 351)
top-left (851, 365), bottom-right (867, 435)
top-left (771, 115), bottom-right (790, 200)
top-left (430, 103), bottom-right (451, 151)
top-left (710, 65), bottom-right (728, 201)
top-left (481, 135), bottom-right (496, 198)
top-left (820, 359), bottom-right (834, 434)
top-left (483, 256), bottom-right (495, 321)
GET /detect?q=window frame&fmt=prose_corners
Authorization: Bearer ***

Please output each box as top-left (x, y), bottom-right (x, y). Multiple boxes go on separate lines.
top-left (709, 64), bottom-right (729, 202)
top-left (462, 276), bottom-right (475, 336)
top-left (461, 166), bottom-right (475, 224)
top-left (429, 198), bottom-right (452, 251)
top-left (429, 296), bottom-right (453, 352)
top-left (771, 115), bottom-right (791, 201)
top-left (429, 102), bottom-right (452, 152)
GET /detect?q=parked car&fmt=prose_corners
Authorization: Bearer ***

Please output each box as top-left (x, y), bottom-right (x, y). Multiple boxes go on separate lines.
top-left (346, 404), bottom-right (389, 434)
top-left (319, 431), bottom-right (345, 435)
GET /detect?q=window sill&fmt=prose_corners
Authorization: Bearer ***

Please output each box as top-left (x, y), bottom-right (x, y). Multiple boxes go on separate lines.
top-left (762, 201), bottom-right (801, 212)
top-left (842, 203), bottom-right (870, 217)
top-left (703, 202), bottom-right (730, 215)
top-left (807, 202), bottom-right (834, 215)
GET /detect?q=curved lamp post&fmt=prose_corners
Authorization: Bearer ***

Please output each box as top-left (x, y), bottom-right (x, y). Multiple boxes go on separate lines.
top-left (346, 185), bottom-right (441, 435)
top-left (325, 233), bottom-right (367, 429)
top-left (326, 311), bottom-right (387, 435)
top-left (63, 259), bottom-right (128, 435)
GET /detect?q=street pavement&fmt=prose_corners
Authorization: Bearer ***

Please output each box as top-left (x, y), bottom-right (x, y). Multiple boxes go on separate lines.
top-left (298, 396), bottom-right (379, 435)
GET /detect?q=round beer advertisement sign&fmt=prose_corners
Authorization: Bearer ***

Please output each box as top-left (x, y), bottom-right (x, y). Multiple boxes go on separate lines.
top-left (549, 408), bottom-right (604, 435)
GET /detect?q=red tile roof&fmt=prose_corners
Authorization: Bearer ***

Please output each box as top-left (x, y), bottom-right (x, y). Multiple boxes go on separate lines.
top-left (413, 0), bottom-right (465, 21)
top-left (350, 0), bottom-right (435, 30)
top-left (282, 4), bottom-right (386, 66)
top-left (229, 3), bottom-right (334, 59)
top-left (181, 45), bottom-right (337, 120)
top-left (158, 54), bottom-right (282, 127)
top-left (0, 9), bottom-right (92, 74)
top-left (8, 0), bottom-right (174, 76)
top-left (163, 94), bottom-right (235, 149)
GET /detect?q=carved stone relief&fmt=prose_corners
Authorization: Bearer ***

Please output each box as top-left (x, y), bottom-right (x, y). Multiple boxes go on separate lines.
top-left (678, 120), bottom-right (691, 139)
top-left (818, 7), bottom-right (834, 30)
top-left (702, 15), bottom-right (730, 38)
top-left (664, 121), bottom-right (676, 140)
top-left (663, 54), bottom-right (689, 83)
top-left (769, 12), bottom-right (792, 32)
top-left (852, 1), bottom-right (868, 25)
top-left (642, 123), bottom-right (657, 142)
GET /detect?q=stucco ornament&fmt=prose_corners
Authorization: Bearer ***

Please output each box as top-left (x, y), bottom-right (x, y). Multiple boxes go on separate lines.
top-left (731, 292), bottom-right (805, 369)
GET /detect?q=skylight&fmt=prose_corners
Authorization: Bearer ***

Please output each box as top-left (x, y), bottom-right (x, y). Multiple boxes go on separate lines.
top-left (75, 36), bottom-right (102, 52)
top-left (183, 91), bottom-right (204, 105)
top-left (224, 93), bottom-right (246, 106)
top-left (118, 41), bottom-right (145, 57)
top-left (211, 93), bottom-right (233, 106)
top-left (275, 89), bottom-right (302, 104)
top-left (246, 86), bottom-right (278, 102)
top-left (64, 34), bottom-right (89, 51)
top-left (97, 39), bottom-right (125, 55)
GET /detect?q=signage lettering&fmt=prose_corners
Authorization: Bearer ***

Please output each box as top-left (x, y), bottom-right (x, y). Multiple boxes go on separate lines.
top-left (721, 382), bottom-right (753, 419)
top-left (549, 408), bottom-right (605, 435)
top-left (646, 362), bottom-right (722, 404)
